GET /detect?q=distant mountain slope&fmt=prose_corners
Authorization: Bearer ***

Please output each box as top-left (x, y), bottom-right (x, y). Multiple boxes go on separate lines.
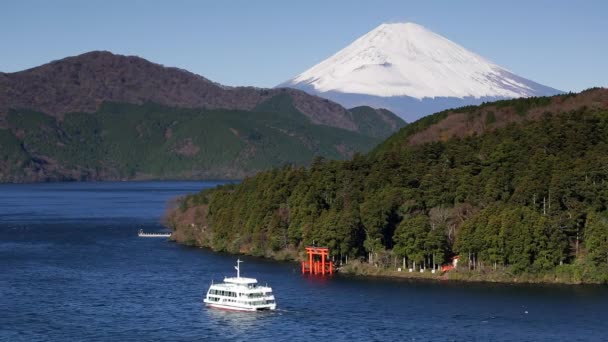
top-left (0, 51), bottom-right (406, 182)
top-left (0, 102), bottom-right (381, 182)
top-left (348, 106), bottom-right (405, 139)
top-left (280, 23), bottom-right (562, 121)
top-left (376, 88), bottom-right (608, 154)
top-left (0, 51), bottom-right (402, 133)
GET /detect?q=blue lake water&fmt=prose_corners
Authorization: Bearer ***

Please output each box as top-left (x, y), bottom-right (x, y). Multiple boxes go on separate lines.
top-left (0, 181), bottom-right (606, 341)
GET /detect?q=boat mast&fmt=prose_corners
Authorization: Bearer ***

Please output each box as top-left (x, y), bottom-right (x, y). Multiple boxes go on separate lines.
top-left (235, 259), bottom-right (243, 278)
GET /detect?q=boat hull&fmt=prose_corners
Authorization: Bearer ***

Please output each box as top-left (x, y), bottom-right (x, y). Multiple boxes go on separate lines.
top-left (138, 234), bottom-right (171, 237)
top-left (204, 301), bottom-right (276, 312)
top-left (138, 229), bottom-right (171, 238)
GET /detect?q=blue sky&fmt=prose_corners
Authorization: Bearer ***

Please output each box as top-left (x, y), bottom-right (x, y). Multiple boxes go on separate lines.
top-left (1, 0), bottom-right (606, 92)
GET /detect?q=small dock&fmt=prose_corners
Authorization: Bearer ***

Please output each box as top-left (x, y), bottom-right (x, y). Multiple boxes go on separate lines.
top-left (138, 229), bottom-right (172, 238)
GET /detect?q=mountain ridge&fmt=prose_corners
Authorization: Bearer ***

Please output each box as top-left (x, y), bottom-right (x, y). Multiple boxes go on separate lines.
top-left (0, 51), bottom-right (406, 182)
top-left (0, 51), bottom-right (405, 133)
top-left (375, 87), bottom-right (608, 154)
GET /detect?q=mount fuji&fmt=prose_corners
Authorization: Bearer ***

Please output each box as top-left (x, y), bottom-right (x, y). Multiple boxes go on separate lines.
top-left (279, 23), bottom-right (562, 121)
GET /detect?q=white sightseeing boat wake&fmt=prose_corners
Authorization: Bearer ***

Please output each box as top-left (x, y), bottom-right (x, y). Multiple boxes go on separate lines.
top-left (204, 259), bottom-right (276, 312)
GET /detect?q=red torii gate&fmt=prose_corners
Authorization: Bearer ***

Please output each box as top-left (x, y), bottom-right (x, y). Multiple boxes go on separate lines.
top-left (301, 246), bottom-right (333, 275)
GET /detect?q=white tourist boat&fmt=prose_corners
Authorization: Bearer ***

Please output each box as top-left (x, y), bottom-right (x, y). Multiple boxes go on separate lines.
top-left (204, 259), bottom-right (276, 312)
top-left (138, 228), bottom-right (171, 238)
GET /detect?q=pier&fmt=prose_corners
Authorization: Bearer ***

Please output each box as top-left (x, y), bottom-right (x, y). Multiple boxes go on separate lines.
top-left (138, 229), bottom-right (172, 238)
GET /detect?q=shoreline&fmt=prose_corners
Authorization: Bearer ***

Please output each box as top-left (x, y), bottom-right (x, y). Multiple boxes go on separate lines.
top-left (168, 237), bottom-right (608, 286)
top-left (336, 261), bottom-right (606, 285)
top-left (165, 205), bottom-right (608, 287)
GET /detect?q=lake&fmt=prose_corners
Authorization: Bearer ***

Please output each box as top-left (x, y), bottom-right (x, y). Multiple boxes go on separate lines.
top-left (0, 181), bottom-right (605, 341)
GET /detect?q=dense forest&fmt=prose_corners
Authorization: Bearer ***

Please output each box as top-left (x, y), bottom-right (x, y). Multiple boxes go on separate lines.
top-left (167, 89), bottom-right (608, 283)
top-left (0, 98), bottom-right (403, 182)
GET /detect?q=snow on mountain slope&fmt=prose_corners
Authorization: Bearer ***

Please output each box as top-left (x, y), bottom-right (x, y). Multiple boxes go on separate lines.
top-left (280, 23), bottom-right (562, 120)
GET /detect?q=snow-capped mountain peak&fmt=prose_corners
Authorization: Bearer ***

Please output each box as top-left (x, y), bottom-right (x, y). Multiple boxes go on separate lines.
top-left (282, 22), bottom-right (560, 103)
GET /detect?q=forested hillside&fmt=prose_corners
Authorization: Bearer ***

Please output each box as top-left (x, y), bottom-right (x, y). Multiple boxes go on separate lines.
top-left (0, 51), bottom-right (405, 182)
top-left (0, 100), bottom-right (391, 182)
top-left (167, 89), bottom-right (608, 283)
